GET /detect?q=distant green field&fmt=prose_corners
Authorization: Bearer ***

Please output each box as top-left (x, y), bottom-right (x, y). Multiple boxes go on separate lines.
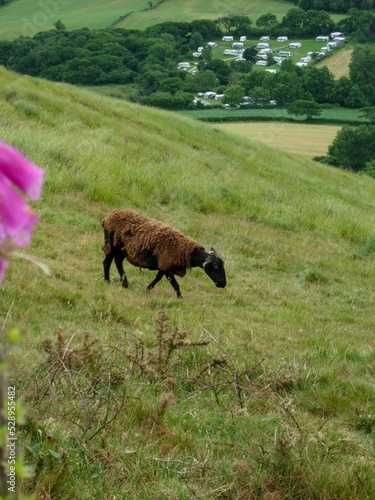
top-left (119, 0), bottom-right (294, 30)
top-left (0, 0), bottom-right (150, 39)
top-left (119, 0), bottom-right (344, 30)
top-left (178, 107), bottom-right (367, 124)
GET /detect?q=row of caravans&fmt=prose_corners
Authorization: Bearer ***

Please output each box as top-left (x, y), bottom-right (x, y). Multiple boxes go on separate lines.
top-left (223, 33), bottom-right (344, 45)
top-left (316, 32), bottom-right (345, 42)
top-left (222, 35), bottom-right (247, 42)
top-left (223, 35), bottom-right (295, 44)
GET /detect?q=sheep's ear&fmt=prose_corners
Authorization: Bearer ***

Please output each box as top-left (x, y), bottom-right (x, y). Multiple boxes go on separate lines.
top-left (209, 247), bottom-right (217, 255)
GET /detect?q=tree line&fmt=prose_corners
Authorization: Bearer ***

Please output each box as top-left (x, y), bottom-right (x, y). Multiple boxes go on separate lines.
top-left (253, 7), bottom-right (375, 42)
top-left (290, 0), bottom-right (374, 14)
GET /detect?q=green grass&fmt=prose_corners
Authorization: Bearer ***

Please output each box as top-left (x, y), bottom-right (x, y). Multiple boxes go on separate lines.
top-left (1, 66), bottom-right (375, 498)
top-left (81, 84), bottom-right (136, 101)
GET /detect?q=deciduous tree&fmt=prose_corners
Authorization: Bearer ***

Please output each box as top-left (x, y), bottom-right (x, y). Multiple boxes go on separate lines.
top-left (222, 84), bottom-right (245, 107)
top-left (328, 125), bottom-right (375, 171)
top-left (349, 46), bottom-right (375, 104)
top-left (359, 106), bottom-right (375, 122)
top-left (287, 99), bottom-right (322, 119)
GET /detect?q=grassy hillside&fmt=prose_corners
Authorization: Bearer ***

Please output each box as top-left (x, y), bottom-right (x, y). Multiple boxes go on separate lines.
top-left (1, 66), bottom-right (375, 498)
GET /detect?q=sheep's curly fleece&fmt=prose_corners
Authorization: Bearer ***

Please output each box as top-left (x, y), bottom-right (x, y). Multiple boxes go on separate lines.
top-left (102, 209), bottom-right (205, 274)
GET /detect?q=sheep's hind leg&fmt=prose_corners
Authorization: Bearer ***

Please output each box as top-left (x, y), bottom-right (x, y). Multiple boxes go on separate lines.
top-left (147, 271), bottom-right (164, 292)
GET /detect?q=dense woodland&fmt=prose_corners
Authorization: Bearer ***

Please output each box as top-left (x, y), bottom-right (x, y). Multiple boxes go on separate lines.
top-left (291, 0), bottom-right (374, 13)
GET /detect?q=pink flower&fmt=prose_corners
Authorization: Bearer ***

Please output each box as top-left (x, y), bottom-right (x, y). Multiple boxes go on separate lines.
top-left (0, 140), bottom-right (44, 281)
top-left (0, 175), bottom-right (39, 247)
top-left (0, 140), bottom-right (44, 199)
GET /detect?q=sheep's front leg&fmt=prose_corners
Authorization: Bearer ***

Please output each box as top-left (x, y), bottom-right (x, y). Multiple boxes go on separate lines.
top-left (103, 253), bottom-right (113, 282)
top-left (165, 271), bottom-right (182, 299)
top-left (114, 254), bottom-right (128, 288)
top-left (147, 270), bottom-right (164, 291)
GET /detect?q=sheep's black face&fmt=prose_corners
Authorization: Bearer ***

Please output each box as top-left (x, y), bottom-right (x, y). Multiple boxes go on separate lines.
top-left (203, 248), bottom-right (226, 288)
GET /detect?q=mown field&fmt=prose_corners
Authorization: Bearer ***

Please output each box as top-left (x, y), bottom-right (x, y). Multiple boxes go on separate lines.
top-left (1, 66), bottom-right (375, 499)
top-left (212, 122), bottom-right (341, 158)
top-left (317, 48), bottom-right (353, 78)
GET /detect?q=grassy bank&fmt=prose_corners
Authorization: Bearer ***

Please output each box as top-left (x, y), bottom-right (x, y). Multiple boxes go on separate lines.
top-left (1, 66), bottom-right (374, 498)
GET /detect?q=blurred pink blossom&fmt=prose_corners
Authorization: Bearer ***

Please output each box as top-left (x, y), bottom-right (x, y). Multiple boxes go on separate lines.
top-left (0, 177), bottom-right (39, 247)
top-left (0, 141), bottom-right (44, 199)
top-left (0, 140), bottom-right (44, 282)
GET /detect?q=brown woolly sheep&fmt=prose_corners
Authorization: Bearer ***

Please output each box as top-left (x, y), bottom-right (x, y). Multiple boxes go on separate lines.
top-left (102, 209), bottom-right (227, 298)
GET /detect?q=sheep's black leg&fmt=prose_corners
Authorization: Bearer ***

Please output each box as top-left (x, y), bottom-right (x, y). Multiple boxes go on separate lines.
top-left (103, 253), bottom-right (113, 282)
top-left (147, 271), bottom-right (164, 291)
top-left (165, 271), bottom-right (182, 299)
top-left (114, 253), bottom-right (128, 288)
